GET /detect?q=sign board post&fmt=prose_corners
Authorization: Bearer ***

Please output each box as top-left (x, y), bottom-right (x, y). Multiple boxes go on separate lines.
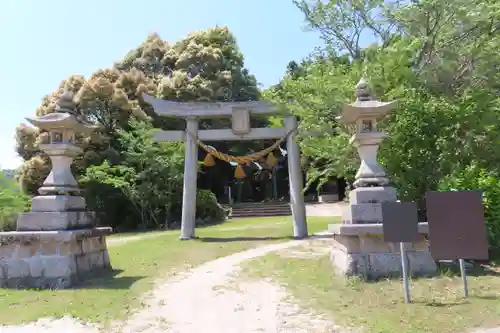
top-left (425, 191), bottom-right (488, 298)
top-left (381, 201), bottom-right (420, 304)
top-left (399, 241), bottom-right (411, 303)
top-left (459, 259), bottom-right (469, 297)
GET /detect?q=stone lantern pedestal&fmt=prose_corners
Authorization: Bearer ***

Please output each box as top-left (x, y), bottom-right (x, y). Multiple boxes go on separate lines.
top-left (0, 91), bottom-right (112, 289)
top-left (329, 79), bottom-right (437, 280)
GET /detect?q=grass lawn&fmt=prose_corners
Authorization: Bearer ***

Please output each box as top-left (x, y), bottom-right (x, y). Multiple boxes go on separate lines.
top-left (240, 243), bottom-right (500, 333)
top-left (0, 216), bottom-right (333, 326)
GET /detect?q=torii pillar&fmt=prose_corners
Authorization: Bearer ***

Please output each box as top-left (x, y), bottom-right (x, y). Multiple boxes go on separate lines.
top-left (181, 116), bottom-right (199, 239)
top-left (284, 116), bottom-right (307, 238)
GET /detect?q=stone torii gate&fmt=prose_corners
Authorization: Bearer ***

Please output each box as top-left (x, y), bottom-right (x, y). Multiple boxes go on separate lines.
top-left (143, 94), bottom-right (307, 240)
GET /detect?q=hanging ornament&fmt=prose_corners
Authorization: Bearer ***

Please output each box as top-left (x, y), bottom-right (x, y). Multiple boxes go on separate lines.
top-left (266, 152), bottom-right (277, 168)
top-left (234, 164), bottom-right (246, 179)
top-left (203, 153), bottom-right (216, 167)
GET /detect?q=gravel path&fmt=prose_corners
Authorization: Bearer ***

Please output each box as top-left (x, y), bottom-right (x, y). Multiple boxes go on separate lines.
top-left (306, 202), bottom-right (346, 217)
top-left (0, 317), bottom-right (101, 333)
top-left (116, 238), bottom-right (339, 333)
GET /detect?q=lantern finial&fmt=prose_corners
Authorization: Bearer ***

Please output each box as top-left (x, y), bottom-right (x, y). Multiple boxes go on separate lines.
top-left (55, 90), bottom-right (77, 115)
top-left (355, 78), bottom-right (373, 102)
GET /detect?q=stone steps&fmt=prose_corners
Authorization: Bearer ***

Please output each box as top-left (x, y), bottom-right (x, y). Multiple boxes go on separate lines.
top-left (228, 202), bottom-right (292, 218)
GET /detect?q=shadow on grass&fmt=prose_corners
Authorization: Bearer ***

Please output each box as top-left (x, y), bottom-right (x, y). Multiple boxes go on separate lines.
top-left (73, 269), bottom-right (145, 290)
top-left (1, 269), bottom-right (145, 291)
top-left (438, 261), bottom-right (500, 277)
top-left (421, 300), bottom-right (469, 307)
top-left (474, 295), bottom-right (498, 300)
top-left (487, 248), bottom-right (500, 266)
top-left (419, 295), bottom-right (498, 307)
top-left (310, 233), bottom-right (334, 239)
top-left (197, 236), bottom-right (292, 243)
top-left (345, 261), bottom-right (500, 286)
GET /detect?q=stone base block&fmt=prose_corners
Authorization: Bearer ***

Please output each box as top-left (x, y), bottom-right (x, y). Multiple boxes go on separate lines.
top-left (341, 202), bottom-right (386, 224)
top-left (349, 186), bottom-right (397, 204)
top-left (17, 211), bottom-right (95, 231)
top-left (31, 195), bottom-right (86, 212)
top-left (329, 223), bottom-right (437, 280)
top-left (319, 194), bottom-right (339, 203)
top-left (0, 227), bottom-right (112, 289)
top-left (342, 187), bottom-right (398, 224)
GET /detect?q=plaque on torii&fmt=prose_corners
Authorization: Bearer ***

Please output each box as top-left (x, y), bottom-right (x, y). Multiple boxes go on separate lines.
top-left (231, 107), bottom-right (251, 135)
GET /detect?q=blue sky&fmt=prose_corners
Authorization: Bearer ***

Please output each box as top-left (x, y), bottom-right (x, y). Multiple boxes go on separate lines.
top-left (0, 0), bottom-right (323, 169)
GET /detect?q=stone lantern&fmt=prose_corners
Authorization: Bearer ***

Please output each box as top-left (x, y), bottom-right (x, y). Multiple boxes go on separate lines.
top-left (328, 78), bottom-right (437, 280)
top-left (27, 90), bottom-right (96, 199)
top-left (0, 90), bottom-right (113, 289)
top-left (336, 78), bottom-right (396, 188)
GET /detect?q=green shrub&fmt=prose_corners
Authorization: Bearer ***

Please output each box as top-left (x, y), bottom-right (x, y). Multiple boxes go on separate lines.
top-left (439, 165), bottom-right (500, 248)
top-left (196, 189), bottom-right (228, 225)
top-left (0, 173), bottom-right (30, 231)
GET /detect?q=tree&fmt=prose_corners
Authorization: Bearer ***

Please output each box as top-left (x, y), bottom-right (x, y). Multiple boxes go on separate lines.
top-left (0, 173), bottom-right (30, 231)
top-left (294, 0), bottom-right (500, 94)
top-left (294, 0), bottom-right (395, 59)
top-left (15, 27), bottom-right (259, 230)
top-left (16, 69), bottom-right (151, 195)
top-left (1, 169), bottom-right (15, 179)
top-left (264, 55), bottom-right (360, 188)
top-left (80, 120), bottom-right (187, 230)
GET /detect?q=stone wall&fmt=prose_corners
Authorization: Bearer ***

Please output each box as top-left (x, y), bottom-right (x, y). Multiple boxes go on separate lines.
top-left (0, 227), bottom-right (112, 289)
top-left (329, 223), bottom-right (438, 280)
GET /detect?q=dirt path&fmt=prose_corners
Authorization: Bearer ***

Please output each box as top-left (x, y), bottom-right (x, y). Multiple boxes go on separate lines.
top-left (306, 202), bottom-right (346, 217)
top-left (0, 317), bottom-right (101, 333)
top-left (116, 237), bottom-right (339, 333)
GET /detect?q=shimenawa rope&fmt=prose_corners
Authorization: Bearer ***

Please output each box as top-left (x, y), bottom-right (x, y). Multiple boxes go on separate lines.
top-left (186, 127), bottom-right (296, 165)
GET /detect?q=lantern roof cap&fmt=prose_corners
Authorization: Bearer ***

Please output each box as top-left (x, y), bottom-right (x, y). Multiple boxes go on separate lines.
top-left (336, 78), bottom-right (397, 124)
top-left (26, 90), bottom-right (98, 135)
top-left (55, 90), bottom-right (77, 115)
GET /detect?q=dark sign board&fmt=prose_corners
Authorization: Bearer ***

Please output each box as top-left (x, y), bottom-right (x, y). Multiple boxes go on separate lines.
top-left (382, 201), bottom-right (420, 243)
top-left (425, 191), bottom-right (488, 260)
